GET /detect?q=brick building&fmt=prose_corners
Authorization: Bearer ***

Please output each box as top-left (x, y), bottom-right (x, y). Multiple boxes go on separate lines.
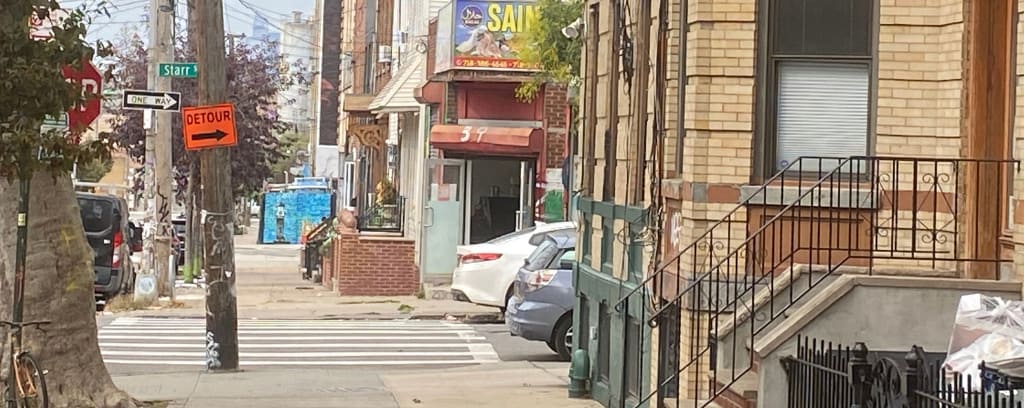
top-left (414, 0), bottom-right (573, 283)
top-left (575, 0), bottom-right (1024, 406)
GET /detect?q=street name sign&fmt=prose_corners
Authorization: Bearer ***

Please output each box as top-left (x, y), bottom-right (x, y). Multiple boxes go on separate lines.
top-left (159, 62), bottom-right (198, 78)
top-left (182, 104), bottom-right (238, 151)
top-left (123, 90), bottom-right (182, 111)
top-left (40, 114), bottom-right (68, 133)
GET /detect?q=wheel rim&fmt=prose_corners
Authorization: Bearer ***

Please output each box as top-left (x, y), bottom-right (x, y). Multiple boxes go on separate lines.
top-left (565, 327), bottom-right (573, 352)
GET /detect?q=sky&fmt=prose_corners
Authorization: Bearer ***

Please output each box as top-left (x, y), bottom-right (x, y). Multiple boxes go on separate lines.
top-left (59, 0), bottom-right (317, 43)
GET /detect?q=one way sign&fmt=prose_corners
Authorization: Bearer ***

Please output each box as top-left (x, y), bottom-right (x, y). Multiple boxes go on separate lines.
top-left (123, 90), bottom-right (181, 111)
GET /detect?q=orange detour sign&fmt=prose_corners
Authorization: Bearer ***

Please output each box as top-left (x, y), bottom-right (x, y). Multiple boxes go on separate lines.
top-left (182, 104), bottom-right (238, 151)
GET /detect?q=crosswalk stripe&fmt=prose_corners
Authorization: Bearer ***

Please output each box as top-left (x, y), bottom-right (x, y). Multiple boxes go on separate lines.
top-left (99, 317), bottom-right (500, 368)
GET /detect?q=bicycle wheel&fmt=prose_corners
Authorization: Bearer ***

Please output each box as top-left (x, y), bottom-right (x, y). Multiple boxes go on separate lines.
top-left (15, 353), bottom-right (47, 408)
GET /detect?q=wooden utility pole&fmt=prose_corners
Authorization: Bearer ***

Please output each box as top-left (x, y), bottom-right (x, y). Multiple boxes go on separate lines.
top-left (137, 0), bottom-right (176, 302)
top-left (154, 0), bottom-right (175, 299)
top-left (189, 0), bottom-right (239, 371)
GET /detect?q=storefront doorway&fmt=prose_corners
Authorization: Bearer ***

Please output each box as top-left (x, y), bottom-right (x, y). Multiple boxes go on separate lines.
top-left (419, 156), bottom-right (536, 280)
top-left (465, 158), bottom-right (533, 244)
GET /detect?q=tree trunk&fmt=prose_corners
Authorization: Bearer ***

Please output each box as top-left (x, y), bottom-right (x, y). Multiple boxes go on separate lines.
top-left (0, 172), bottom-right (138, 407)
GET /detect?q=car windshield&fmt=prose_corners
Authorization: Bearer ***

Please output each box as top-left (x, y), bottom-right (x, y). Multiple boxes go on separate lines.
top-left (524, 239), bottom-right (559, 271)
top-left (486, 226), bottom-right (538, 245)
top-left (78, 198), bottom-right (114, 233)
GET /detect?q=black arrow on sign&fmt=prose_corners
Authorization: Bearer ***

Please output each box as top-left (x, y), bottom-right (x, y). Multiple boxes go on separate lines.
top-left (193, 130), bottom-right (228, 141)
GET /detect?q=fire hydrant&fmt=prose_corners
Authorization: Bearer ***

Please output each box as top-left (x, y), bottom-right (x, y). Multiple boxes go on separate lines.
top-left (568, 348), bottom-right (590, 398)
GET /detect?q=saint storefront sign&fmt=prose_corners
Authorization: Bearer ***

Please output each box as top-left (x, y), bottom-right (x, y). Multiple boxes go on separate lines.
top-left (436, 0), bottom-right (541, 72)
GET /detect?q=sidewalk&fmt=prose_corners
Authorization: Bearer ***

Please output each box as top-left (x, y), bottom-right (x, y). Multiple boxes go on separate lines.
top-left (112, 231), bottom-right (500, 321)
top-left (113, 362), bottom-right (603, 408)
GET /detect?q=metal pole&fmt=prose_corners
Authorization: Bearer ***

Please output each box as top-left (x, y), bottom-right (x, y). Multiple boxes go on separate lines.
top-left (8, 160), bottom-right (30, 408)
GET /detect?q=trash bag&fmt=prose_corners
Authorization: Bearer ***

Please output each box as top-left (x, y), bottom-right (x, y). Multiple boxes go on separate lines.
top-left (943, 294), bottom-right (1024, 383)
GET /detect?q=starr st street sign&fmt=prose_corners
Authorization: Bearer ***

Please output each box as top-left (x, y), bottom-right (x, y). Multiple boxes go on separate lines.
top-left (159, 62), bottom-right (198, 78)
top-left (122, 90), bottom-right (182, 111)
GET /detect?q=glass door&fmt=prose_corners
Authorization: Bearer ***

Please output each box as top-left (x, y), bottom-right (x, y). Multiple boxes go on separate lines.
top-left (421, 158), bottom-right (465, 280)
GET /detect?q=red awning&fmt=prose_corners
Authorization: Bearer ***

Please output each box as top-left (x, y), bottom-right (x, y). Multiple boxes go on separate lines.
top-left (430, 124), bottom-right (544, 156)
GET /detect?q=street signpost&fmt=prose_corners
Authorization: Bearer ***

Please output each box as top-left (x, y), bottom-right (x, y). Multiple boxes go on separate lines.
top-left (182, 104), bottom-right (238, 150)
top-left (61, 61), bottom-right (103, 133)
top-left (122, 89), bottom-right (182, 111)
top-left (40, 113), bottom-right (68, 134)
top-left (159, 62), bottom-right (198, 78)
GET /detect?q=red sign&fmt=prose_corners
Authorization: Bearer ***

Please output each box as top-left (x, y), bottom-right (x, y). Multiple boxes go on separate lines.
top-left (61, 61), bottom-right (102, 133)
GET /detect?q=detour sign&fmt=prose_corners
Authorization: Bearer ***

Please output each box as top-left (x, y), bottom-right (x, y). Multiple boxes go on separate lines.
top-left (182, 103), bottom-right (238, 151)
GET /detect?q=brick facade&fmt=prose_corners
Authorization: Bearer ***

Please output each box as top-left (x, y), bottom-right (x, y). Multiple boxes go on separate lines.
top-left (544, 84), bottom-right (569, 170)
top-left (321, 232), bottom-right (420, 296)
top-left (580, 0), bottom-right (1024, 405)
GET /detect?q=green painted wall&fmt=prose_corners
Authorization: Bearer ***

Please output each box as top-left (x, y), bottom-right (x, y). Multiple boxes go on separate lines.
top-left (574, 198), bottom-right (652, 408)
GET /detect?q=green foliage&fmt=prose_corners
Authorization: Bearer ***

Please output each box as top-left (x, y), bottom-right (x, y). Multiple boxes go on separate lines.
top-left (75, 155), bottom-right (112, 182)
top-left (107, 33), bottom-right (308, 199)
top-left (0, 1), bottom-right (113, 181)
top-left (515, 0), bottom-right (584, 102)
top-left (271, 130), bottom-right (310, 180)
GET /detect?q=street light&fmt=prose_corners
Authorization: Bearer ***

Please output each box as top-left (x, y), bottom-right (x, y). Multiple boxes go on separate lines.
top-left (561, 17), bottom-right (584, 39)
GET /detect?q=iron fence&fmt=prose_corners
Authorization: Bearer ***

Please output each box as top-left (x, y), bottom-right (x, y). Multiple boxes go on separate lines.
top-left (613, 156), bottom-right (1019, 408)
top-left (358, 196), bottom-right (405, 233)
top-left (783, 336), bottom-right (1023, 408)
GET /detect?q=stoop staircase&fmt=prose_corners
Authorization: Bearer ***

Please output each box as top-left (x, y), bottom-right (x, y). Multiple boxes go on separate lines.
top-left (612, 156), bottom-right (1017, 408)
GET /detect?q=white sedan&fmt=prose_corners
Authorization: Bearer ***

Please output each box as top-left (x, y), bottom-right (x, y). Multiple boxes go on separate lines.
top-left (451, 221), bottom-right (576, 310)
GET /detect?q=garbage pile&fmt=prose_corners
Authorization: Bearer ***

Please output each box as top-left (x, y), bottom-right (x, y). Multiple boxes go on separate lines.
top-left (944, 293), bottom-right (1024, 390)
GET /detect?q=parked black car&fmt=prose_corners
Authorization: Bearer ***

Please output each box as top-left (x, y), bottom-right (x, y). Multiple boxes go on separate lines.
top-left (77, 192), bottom-right (141, 300)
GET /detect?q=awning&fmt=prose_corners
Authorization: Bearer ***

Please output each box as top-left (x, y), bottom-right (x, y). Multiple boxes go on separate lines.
top-left (369, 52), bottom-right (425, 113)
top-left (429, 124), bottom-right (544, 156)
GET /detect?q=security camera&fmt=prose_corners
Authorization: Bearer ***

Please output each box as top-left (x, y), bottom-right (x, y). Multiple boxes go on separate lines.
top-left (561, 17), bottom-right (584, 39)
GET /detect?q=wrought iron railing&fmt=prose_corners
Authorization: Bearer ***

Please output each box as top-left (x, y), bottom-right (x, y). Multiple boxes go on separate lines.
top-left (614, 156), bottom-right (1019, 408)
top-left (783, 336), bottom-right (1023, 407)
top-left (358, 196), bottom-right (405, 233)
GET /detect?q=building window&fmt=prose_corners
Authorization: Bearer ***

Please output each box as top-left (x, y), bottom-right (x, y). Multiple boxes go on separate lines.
top-left (583, 3), bottom-right (599, 195)
top-left (598, 302), bottom-right (610, 382)
top-left (603, 1), bottom-right (622, 202)
top-left (624, 314), bottom-right (642, 398)
top-left (763, 0), bottom-right (874, 174)
top-left (578, 295), bottom-right (590, 352)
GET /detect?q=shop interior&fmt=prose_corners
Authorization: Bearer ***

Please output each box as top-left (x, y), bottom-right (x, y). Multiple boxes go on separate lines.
top-left (467, 158), bottom-right (524, 243)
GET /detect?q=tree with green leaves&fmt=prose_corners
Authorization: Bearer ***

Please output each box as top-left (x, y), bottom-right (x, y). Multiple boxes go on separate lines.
top-left (75, 156), bottom-right (113, 183)
top-left (515, 0), bottom-right (584, 102)
top-left (0, 0), bottom-right (141, 406)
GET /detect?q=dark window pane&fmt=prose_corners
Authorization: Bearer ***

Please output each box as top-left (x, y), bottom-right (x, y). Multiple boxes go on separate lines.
top-left (78, 198), bottom-right (114, 233)
top-left (625, 315), bottom-right (642, 397)
top-left (578, 296), bottom-right (590, 352)
top-left (598, 303), bottom-right (610, 382)
top-left (773, 0), bottom-right (871, 56)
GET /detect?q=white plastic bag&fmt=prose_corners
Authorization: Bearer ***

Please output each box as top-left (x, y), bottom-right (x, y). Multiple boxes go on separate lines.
top-left (943, 294), bottom-right (1024, 382)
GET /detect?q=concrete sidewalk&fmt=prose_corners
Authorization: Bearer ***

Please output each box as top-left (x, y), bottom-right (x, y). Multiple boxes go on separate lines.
top-left (114, 362), bottom-right (602, 408)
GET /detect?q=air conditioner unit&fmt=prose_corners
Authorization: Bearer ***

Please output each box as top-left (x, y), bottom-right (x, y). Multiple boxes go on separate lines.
top-left (378, 45), bottom-right (392, 63)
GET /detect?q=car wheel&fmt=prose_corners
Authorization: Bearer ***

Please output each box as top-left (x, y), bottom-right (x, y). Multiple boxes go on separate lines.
top-left (499, 285), bottom-right (514, 315)
top-left (549, 316), bottom-right (573, 361)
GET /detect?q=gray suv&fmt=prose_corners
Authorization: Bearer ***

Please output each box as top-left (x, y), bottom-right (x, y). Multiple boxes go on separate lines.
top-left (77, 193), bottom-right (140, 300)
top-left (506, 232), bottom-right (576, 360)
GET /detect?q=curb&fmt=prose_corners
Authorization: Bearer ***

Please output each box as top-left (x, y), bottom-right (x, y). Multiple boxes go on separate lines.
top-left (121, 312), bottom-right (505, 323)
